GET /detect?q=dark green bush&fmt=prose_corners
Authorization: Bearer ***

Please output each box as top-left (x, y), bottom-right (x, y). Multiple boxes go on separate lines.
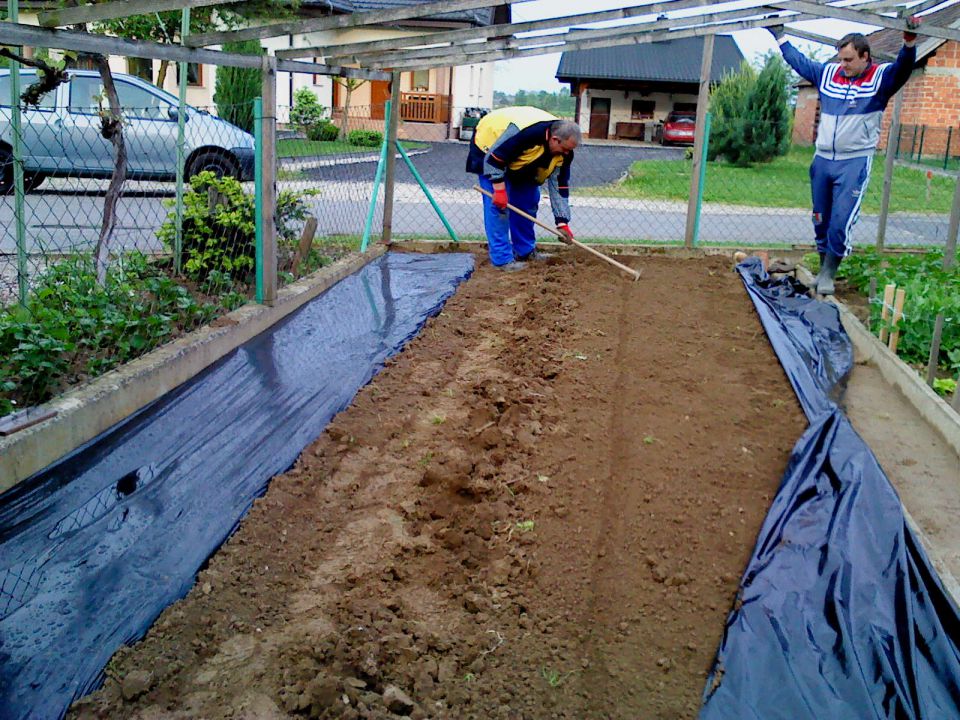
top-left (348, 129), bottom-right (384, 147)
top-left (307, 120), bottom-right (339, 142)
top-left (213, 39), bottom-right (263, 134)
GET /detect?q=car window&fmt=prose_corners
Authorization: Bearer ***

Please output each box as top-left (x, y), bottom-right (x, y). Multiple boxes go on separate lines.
top-left (0, 72), bottom-right (57, 110)
top-left (69, 76), bottom-right (172, 119)
top-left (68, 76), bottom-right (104, 114)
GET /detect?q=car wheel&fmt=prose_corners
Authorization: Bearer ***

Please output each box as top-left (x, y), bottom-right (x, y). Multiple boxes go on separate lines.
top-left (24, 173), bottom-right (46, 192)
top-left (187, 150), bottom-right (240, 181)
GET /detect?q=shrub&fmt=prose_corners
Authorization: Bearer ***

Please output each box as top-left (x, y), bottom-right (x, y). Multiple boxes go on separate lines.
top-left (708, 54), bottom-right (791, 166)
top-left (306, 120), bottom-right (339, 142)
top-left (290, 87), bottom-right (327, 132)
top-left (348, 129), bottom-right (384, 147)
top-left (157, 171), bottom-right (316, 282)
top-left (213, 39), bottom-right (263, 134)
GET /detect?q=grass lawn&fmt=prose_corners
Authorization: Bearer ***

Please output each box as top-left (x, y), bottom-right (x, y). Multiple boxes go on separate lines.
top-left (278, 138), bottom-right (428, 158)
top-left (584, 146), bottom-right (956, 214)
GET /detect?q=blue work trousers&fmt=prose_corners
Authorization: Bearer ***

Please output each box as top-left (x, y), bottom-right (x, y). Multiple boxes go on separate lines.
top-left (478, 175), bottom-right (540, 266)
top-left (809, 154), bottom-right (873, 258)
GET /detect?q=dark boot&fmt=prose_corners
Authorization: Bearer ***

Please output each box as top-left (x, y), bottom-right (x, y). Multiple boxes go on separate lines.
top-left (817, 253), bottom-right (842, 295)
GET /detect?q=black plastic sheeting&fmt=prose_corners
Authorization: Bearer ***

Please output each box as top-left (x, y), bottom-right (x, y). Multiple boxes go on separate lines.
top-left (702, 259), bottom-right (960, 719)
top-left (0, 252), bottom-right (474, 720)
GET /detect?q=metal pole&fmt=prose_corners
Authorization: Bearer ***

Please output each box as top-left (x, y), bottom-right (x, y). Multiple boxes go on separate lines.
top-left (254, 96), bottom-right (264, 303)
top-left (260, 55), bottom-right (278, 304)
top-left (8, 0), bottom-right (28, 306)
top-left (876, 89), bottom-right (903, 251)
top-left (692, 112), bottom-right (711, 246)
top-left (685, 33), bottom-right (713, 248)
top-left (361, 99), bottom-right (391, 252)
top-left (397, 140), bottom-right (458, 242)
top-left (381, 71), bottom-right (401, 245)
top-left (917, 124), bottom-right (926, 162)
top-left (174, 7), bottom-right (190, 274)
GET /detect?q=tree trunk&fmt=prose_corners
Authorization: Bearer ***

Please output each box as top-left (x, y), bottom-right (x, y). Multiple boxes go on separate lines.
top-left (157, 60), bottom-right (169, 89)
top-left (341, 86), bottom-right (352, 139)
top-left (90, 54), bottom-right (127, 286)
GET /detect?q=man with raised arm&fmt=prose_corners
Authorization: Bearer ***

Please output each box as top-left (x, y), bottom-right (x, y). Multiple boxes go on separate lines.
top-left (466, 106), bottom-right (581, 271)
top-left (769, 18), bottom-right (919, 294)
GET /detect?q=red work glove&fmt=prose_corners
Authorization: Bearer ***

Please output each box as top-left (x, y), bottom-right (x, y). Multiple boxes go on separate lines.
top-left (904, 15), bottom-right (920, 43)
top-left (491, 185), bottom-right (508, 210)
top-left (556, 223), bottom-right (574, 244)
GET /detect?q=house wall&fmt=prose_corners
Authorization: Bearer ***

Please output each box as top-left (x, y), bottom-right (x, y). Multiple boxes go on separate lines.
top-left (577, 87), bottom-right (699, 140)
top-left (792, 86), bottom-right (819, 146)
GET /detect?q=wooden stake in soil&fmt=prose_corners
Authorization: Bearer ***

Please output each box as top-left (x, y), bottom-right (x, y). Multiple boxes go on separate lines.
top-left (472, 185), bottom-right (642, 281)
top-left (888, 287), bottom-right (906, 354)
top-left (291, 216), bottom-right (318, 277)
top-left (879, 283), bottom-right (896, 344)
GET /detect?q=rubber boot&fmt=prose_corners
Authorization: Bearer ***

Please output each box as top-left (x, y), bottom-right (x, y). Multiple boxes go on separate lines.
top-left (817, 253), bottom-right (842, 296)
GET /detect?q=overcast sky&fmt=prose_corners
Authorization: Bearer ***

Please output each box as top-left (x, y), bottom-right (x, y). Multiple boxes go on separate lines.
top-left (492, 0), bottom-right (883, 94)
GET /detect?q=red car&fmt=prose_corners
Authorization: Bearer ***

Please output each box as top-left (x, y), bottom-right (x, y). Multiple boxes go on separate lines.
top-left (659, 111), bottom-right (696, 146)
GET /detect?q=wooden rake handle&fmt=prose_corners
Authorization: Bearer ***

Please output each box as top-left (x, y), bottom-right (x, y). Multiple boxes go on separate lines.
top-left (472, 185), bottom-right (641, 282)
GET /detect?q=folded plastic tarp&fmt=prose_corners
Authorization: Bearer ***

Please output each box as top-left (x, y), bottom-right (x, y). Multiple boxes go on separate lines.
top-left (0, 252), bottom-right (474, 720)
top-left (702, 259), bottom-right (960, 719)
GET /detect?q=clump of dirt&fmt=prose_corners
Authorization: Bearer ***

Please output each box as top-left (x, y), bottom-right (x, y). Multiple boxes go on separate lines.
top-left (70, 249), bottom-right (806, 720)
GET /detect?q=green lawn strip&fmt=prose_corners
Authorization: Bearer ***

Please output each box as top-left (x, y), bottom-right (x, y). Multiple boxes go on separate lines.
top-left (580, 146), bottom-right (956, 214)
top-left (277, 139), bottom-right (428, 158)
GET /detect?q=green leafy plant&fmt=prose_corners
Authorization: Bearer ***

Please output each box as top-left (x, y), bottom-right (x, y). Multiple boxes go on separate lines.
top-left (347, 129), bottom-right (384, 147)
top-left (290, 87), bottom-right (327, 132)
top-left (157, 171), bottom-right (316, 283)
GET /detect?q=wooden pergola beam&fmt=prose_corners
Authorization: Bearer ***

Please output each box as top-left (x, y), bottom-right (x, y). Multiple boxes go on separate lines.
top-left (0, 20), bottom-right (389, 78)
top-left (279, 0), bottom-right (720, 60)
top-left (770, 0), bottom-right (960, 41)
top-left (38, 0), bottom-right (244, 29)
top-left (187, 0), bottom-right (526, 47)
top-left (376, 12), bottom-right (822, 71)
top-left (364, 4), bottom-right (779, 68)
top-left (784, 25), bottom-right (896, 58)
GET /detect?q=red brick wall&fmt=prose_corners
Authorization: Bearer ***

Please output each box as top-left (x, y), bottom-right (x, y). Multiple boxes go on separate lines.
top-left (792, 87), bottom-right (819, 146)
top-left (877, 40), bottom-right (960, 156)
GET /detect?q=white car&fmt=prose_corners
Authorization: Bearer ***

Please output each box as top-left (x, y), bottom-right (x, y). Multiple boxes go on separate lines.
top-left (0, 68), bottom-right (255, 193)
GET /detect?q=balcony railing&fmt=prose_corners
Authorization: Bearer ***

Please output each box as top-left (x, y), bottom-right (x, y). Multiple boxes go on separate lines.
top-left (400, 92), bottom-right (450, 124)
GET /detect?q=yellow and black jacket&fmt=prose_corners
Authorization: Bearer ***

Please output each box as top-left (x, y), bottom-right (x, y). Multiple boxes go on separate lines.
top-left (465, 106), bottom-right (573, 223)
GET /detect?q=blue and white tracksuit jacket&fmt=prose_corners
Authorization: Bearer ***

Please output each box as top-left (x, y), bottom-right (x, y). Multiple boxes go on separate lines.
top-left (780, 41), bottom-right (916, 256)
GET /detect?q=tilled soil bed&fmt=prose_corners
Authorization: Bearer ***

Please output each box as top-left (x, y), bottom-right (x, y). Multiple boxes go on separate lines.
top-left (71, 249), bottom-right (807, 720)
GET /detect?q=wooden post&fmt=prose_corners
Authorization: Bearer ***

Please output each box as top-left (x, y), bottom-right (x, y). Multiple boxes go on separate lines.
top-left (876, 89), bottom-right (903, 251)
top-left (381, 71), bottom-right (401, 245)
top-left (291, 216), bottom-right (318, 277)
top-left (879, 283), bottom-right (895, 344)
top-left (945, 170), bottom-right (960, 271)
top-left (685, 34), bottom-right (714, 248)
top-left (925, 313), bottom-right (945, 386)
top-left (887, 287), bottom-right (906, 353)
top-left (260, 54), bottom-right (278, 305)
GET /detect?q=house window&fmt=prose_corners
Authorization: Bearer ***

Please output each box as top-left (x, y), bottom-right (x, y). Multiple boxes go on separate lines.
top-left (631, 100), bottom-right (655, 120)
top-left (176, 63), bottom-right (203, 87)
top-left (126, 57), bottom-right (153, 82)
top-left (412, 70), bottom-right (429, 92)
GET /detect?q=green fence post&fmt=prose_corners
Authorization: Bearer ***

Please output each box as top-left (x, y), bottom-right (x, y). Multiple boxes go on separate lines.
top-left (396, 141), bottom-right (458, 242)
top-left (8, 0), bottom-right (28, 306)
top-left (692, 112), bottom-right (712, 247)
top-left (254, 97), bottom-right (264, 303)
top-left (360, 99), bottom-right (391, 252)
top-left (173, 7), bottom-right (190, 274)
